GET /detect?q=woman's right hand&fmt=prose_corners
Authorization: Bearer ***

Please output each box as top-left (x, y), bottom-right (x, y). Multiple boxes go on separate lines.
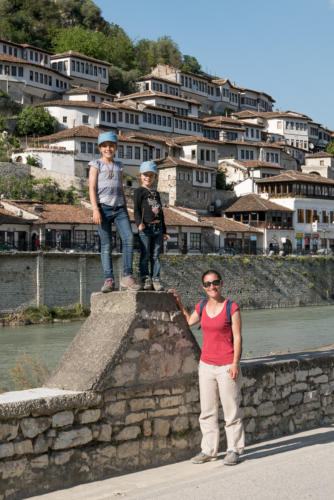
top-left (92, 208), bottom-right (102, 226)
top-left (138, 223), bottom-right (145, 231)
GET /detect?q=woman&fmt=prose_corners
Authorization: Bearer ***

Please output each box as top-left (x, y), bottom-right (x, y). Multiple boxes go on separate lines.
top-left (171, 269), bottom-right (245, 465)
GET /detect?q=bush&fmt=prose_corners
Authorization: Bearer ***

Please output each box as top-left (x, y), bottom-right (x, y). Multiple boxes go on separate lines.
top-left (15, 105), bottom-right (58, 137)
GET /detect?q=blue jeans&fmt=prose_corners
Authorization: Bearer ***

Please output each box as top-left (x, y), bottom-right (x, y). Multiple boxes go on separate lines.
top-left (98, 204), bottom-right (134, 279)
top-left (139, 223), bottom-right (163, 279)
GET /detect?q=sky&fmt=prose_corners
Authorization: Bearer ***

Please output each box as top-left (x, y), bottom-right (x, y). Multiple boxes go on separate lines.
top-left (95, 0), bottom-right (334, 131)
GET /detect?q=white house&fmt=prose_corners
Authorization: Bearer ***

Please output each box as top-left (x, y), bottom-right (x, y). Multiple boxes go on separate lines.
top-left (256, 170), bottom-right (334, 252)
top-left (50, 51), bottom-right (111, 90)
top-left (62, 86), bottom-right (115, 103)
top-left (302, 152), bottom-right (334, 179)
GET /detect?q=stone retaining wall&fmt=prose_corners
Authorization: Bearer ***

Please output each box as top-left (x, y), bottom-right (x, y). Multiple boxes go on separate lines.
top-left (0, 291), bottom-right (333, 499)
top-left (1, 253), bottom-right (334, 313)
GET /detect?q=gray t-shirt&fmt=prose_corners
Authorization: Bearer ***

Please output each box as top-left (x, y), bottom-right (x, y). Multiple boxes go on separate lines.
top-left (89, 158), bottom-right (124, 207)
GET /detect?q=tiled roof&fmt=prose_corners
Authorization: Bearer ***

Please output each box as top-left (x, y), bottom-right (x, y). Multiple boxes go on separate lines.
top-left (255, 170), bottom-right (334, 185)
top-left (0, 54), bottom-right (72, 78)
top-left (116, 90), bottom-right (200, 106)
top-left (0, 39), bottom-right (53, 54)
top-left (234, 110), bottom-right (310, 120)
top-left (220, 140), bottom-right (284, 149)
top-left (38, 126), bottom-right (103, 142)
top-left (305, 152), bottom-right (334, 159)
top-left (224, 194), bottom-right (293, 213)
top-left (64, 87), bottom-right (115, 98)
top-left (0, 207), bottom-right (32, 225)
top-left (237, 160), bottom-right (282, 170)
top-left (122, 131), bottom-right (176, 147)
top-left (4, 201), bottom-right (93, 224)
top-left (137, 74), bottom-right (182, 85)
top-left (156, 156), bottom-right (214, 171)
top-left (203, 116), bottom-right (244, 125)
top-left (51, 51), bottom-right (111, 66)
top-left (173, 136), bottom-right (222, 146)
top-left (127, 207), bottom-right (211, 228)
top-left (41, 100), bottom-right (139, 112)
top-left (202, 216), bottom-right (263, 233)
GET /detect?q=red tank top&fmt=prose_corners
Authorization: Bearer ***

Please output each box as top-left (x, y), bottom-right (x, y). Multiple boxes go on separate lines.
top-left (195, 299), bottom-right (239, 366)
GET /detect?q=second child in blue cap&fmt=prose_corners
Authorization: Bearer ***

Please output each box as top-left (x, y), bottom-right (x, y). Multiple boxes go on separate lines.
top-left (89, 131), bottom-right (140, 292)
top-left (134, 161), bottom-right (169, 291)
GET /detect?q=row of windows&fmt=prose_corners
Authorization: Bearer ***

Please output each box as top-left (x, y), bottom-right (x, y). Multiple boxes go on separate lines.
top-left (0, 65), bottom-right (24, 77)
top-left (175, 119), bottom-right (203, 132)
top-left (199, 149), bottom-right (216, 162)
top-left (52, 60), bottom-right (107, 79)
top-left (241, 97), bottom-right (257, 107)
top-left (265, 152), bottom-right (279, 163)
top-left (181, 74), bottom-right (208, 93)
top-left (28, 70), bottom-right (67, 88)
top-left (2, 44), bottom-right (49, 65)
top-left (286, 121), bottom-right (308, 131)
top-left (143, 112), bottom-right (172, 127)
top-left (246, 128), bottom-right (260, 139)
top-left (225, 131), bottom-right (238, 141)
top-left (101, 110), bottom-right (139, 125)
top-left (177, 172), bottom-right (192, 181)
top-left (159, 104), bottom-right (189, 116)
top-left (287, 139), bottom-right (308, 149)
top-left (203, 129), bottom-right (220, 140)
top-left (117, 145), bottom-right (161, 160)
top-left (80, 142), bottom-right (99, 154)
top-left (297, 209), bottom-right (334, 224)
top-left (240, 149), bottom-right (255, 160)
top-left (195, 171), bottom-right (210, 183)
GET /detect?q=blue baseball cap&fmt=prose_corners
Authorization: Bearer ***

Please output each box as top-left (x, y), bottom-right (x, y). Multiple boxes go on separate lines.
top-left (140, 161), bottom-right (158, 175)
top-left (98, 131), bottom-right (118, 145)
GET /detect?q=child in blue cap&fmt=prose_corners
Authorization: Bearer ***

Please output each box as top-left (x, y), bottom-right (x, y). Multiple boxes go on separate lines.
top-left (89, 131), bottom-right (140, 292)
top-left (134, 161), bottom-right (169, 291)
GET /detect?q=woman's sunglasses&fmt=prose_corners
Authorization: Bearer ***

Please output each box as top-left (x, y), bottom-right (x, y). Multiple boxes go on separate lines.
top-left (203, 279), bottom-right (221, 288)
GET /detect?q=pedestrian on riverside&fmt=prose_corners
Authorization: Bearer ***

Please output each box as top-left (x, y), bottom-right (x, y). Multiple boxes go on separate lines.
top-left (134, 161), bottom-right (169, 291)
top-left (89, 131), bottom-right (140, 292)
top-left (170, 269), bottom-right (245, 465)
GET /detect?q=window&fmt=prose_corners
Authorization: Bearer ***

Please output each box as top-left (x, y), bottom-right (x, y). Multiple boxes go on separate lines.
top-left (40, 73), bottom-right (43, 83)
top-left (156, 148), bottom-right (161, 158)
top-left (305, 210), bottom-right (312, 223)
top-left (297, 209), bottom-right (304, 223)
top-left (35, 72), bottom-right (39, 82)
top-left (11, 66), bottom-right (16, 76)
top-left (167, 117), bottom-right (171, 127)
top-left (44, 74), bottom-right (47, 84)
top-left (118, 145), bottom-right (124, 158)
top-left (118, 112), bottom-right (123, 121)
top-left (112, 112), bottom-right (117, 124)
top-left (211, 151), bottom-right (216, 162)
top-left (125, 113), bottom-right (129, 123)
top-left (126, 146), bottom-right (132, 159)
top-left (200, 149), bottom-right (205, 161)
top-left (62, 116), bottom-right (67, 123)
top-left (143, 149), bottom-right (148, 161)
top-left (135, 115), bottom-right (139, 125)
top-left (101, 111), bottom-right (105, 121)
top-left (18, 67), bottom-right (23, 77)
top-left (135, 147), bottom-right (141, 160)
top-left (206, 150), bottom-right (210, 162)
top-left (191, 149), bottom-right (196, 160)
top-left (106, 111), bottom-right (111, 122)
top-left (190, 233), bottom-right (201, 250)
top-left (80, 142), bottom-right (86, 153)
top-left (82, 115), bottom-right (89, 124)
top-left (71, 60), bottom-right (75, 71)
top-left (87, 142), bottom-right (93, 154)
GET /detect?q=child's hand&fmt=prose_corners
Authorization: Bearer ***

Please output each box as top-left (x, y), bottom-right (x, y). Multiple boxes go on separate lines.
top-left (92, 208), bottom-right (102, 225)
top-left (138, 223), bottom-right (145, 231)
top-left (163, 233), bottom-right (170, 241)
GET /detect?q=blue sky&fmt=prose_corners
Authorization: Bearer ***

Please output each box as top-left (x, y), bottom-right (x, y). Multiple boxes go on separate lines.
top-left (95, 0), bottom-right (334, 130)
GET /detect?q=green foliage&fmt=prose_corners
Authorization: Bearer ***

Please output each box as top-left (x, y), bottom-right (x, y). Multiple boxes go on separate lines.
top-left (51, 26), bottom-right (109, 61)
top-left (0, 114), bottom-right (7, 132)
top-left (216, 169), bottom-right (233, 190)
top-left (182, 55), bottom-right (202, 73)
top-left (135, 36), bottom-right (183, 74)
top-left (327, 141), bottom-right (334, 155)
top-left (26, 155), bottom-right (40, 167)
top-left (0, 0), bottom-right (108, 48)
top-left (0, 176), bottom-right (79, 203)
top-left (107, 66), bottom-right (140, 95)
top-left (15, 105), bottom-right (58, 137)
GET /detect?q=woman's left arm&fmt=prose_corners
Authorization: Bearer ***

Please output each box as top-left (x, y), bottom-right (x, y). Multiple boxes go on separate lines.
top-left (230, 310), bottom-right (242, 380)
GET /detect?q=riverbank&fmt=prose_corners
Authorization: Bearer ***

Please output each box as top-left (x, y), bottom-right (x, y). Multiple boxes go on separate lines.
top-left (1, 253), bottom-right (334, 312)
top-left (0, 304), bottom-right (89, 327)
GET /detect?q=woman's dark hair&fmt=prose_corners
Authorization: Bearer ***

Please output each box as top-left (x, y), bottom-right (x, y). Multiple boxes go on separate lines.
top-left (202, 269), bottom-right (222, 284)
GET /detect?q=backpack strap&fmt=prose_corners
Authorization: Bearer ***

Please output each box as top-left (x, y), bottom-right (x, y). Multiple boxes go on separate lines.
top-left (197, 298), bottom-right (208, 330)
top-left (226, 299), bottom-right (232, 324)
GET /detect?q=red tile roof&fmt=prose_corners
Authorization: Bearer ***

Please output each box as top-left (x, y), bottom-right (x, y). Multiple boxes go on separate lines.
top-left (224, 194), bottom-right (293, 213)
top-left (202, 216), bottom-right (263, 233)
top-left (305, 152), bottom-right (334, 159)
top-left (255, 170), bottom-right (334, 185)
top-left (116, 90), bottom-right (200, 106)
top-left (64, 87), bottom-right (115, 98)
top-left (51, 51), bottom-right (111, 66)
top-left (127, 207), bottom-right (211, 228)
top-left (0, 207), bottom-right (32, 225)
top-left (4, 201), bottom-right (93, 224)
top-left (156, 156), bottom-right (214, 171)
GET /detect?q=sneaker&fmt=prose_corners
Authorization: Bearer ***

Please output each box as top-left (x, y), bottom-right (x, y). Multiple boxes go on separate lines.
top-left (152, 278), bottom-right (164, 291)
top-left (223, 450), bottom-right (240, 466)
top-left (120, 275), bottom-right (141, 291)
top-left (101, 278), bottom-right (114, 293)
top-left (191, 452), bottom-right (217, 464)
top-left (142, 276), bottom-right (153, 290)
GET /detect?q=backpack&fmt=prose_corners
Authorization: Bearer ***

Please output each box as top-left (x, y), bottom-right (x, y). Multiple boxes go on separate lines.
top-left (197, 298), bottom-right (233, 330)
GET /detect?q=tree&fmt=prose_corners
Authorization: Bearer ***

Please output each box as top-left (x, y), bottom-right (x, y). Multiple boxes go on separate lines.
top-left (15, 106), bottom-right (58, 137)
top-left (182, 55), bottom-right (202, 74)
top-left (326, 141), bottom-right (334, 155)
top-left (216, 169), bottom-right (233, 190)
top-left (108, 24), bottom-right (137, 70)
top-left (107, 66), bottom-right (140, 95)
top-left (155, 36), bottom-right (182, 68)
top-left (51, 26), bottom-right (109, 61)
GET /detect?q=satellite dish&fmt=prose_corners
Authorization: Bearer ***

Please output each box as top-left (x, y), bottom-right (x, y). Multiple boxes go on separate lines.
top-left (309, 143), bottom-right (314, 150)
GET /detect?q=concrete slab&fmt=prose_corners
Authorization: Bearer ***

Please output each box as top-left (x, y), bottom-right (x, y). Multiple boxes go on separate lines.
top-left (28, 425), bottom-right (334, 500)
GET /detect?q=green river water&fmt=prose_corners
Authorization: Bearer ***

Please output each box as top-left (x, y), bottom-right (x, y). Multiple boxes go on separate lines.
top-left (1, 305), bottom-right (334, 391)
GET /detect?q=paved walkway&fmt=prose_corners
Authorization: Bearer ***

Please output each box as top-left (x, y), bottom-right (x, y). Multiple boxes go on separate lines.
top-left (30, 426), bottom-right (334, 500)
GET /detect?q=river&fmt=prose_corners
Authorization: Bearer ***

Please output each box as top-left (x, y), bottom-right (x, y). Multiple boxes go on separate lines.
top-left (1, 305), bottom-right (334, 391)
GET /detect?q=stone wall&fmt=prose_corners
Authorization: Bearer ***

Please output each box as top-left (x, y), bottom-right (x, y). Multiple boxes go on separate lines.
top-left (0, 289), bottom-right (333, 499)
top-left (1, 253), bottom-right (334, 313)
